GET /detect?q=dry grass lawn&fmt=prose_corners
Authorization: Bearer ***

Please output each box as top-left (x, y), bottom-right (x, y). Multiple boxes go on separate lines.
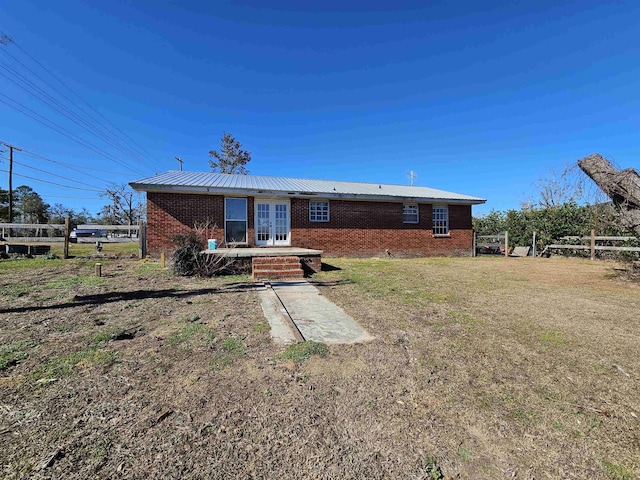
top-left (0, 248), bottom-right (638, 479)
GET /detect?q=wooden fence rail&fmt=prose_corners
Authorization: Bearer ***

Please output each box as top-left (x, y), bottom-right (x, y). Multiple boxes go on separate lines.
top-left (548, 244), bottom-right (640, 252)
top-left (1, 223), bottom-right (139, 236)
top-left (77, 224), bottom-right (139, 231)
top-left (475, 230), bottom-right (639, 259)
top-left (560, 235), bottom-right (635, 241)
top-left (547, 230), bottom-right (639, 260)
top-left (0, 223), bottom-right (65, 229)
top-left (1, 220), bottom-right (147, 259)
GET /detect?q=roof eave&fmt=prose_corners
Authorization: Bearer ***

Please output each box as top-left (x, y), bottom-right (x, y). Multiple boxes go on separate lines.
top-left (129, 182), bottom-right (486, 205)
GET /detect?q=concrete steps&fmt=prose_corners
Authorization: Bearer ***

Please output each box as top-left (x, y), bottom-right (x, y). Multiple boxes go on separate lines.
top-left (252, 256), bottom-right (305, 280)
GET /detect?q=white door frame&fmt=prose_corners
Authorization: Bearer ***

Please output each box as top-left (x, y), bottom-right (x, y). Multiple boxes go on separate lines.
top-left (255, 198), bottom-right (291, 246)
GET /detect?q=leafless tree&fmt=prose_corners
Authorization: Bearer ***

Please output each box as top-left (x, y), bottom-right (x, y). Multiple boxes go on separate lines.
top-left (100, 184), bottom-right (144, 229)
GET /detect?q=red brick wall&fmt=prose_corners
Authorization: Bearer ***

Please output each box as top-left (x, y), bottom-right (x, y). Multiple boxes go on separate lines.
top-left (146, 192), bottom-right (473, 257)
top-left (147, 192), bottom-right (236, 255)
top-left (290, 198), bottom-right (472, 257)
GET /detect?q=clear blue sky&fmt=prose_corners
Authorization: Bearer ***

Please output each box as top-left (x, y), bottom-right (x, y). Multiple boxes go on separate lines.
top-left (1, 0), bottom-right (639, 217)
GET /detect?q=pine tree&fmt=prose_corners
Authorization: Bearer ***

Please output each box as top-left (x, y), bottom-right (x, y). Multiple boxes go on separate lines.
top-left (209, 132), bottom-right (251, 174)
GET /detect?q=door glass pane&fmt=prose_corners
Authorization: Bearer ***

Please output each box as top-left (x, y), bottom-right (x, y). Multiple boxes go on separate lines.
top-left (257, 203), bottom-right (270, 242)
top-left (275, 204), bottom-right (288, 241)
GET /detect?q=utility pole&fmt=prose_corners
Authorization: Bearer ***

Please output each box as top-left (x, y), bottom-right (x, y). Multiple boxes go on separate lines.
top-left (175, 156), bottom-right (183, 171)
top-left (0, 141), bottom-right (21, 222)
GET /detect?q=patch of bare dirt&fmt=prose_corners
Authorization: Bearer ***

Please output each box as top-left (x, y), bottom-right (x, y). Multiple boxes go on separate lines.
top-left (0, 256), bottom-right (638, 479)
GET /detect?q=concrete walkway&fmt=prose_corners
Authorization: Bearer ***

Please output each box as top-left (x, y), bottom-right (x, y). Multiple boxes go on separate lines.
top-left (257, 281), bottom-right (373, 345)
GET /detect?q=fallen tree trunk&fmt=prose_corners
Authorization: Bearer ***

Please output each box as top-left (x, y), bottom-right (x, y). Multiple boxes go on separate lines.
top-left (578, 154), bottom-right (640, 236)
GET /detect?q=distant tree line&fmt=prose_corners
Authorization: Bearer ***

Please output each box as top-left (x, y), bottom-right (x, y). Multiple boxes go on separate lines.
top-left (0, 183), bottom-right (143, 230)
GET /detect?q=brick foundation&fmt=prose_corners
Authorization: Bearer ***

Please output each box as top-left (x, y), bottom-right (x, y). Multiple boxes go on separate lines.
top-left (146, 192), bottom-right (474, 257)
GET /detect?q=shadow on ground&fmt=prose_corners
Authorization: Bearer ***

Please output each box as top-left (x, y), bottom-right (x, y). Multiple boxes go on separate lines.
top-left (0, 282), bottom-right (255, 314)
top-left (321, 262), bottom-right (342, 272)
top-left (309, 279), bottom-right (354, 288)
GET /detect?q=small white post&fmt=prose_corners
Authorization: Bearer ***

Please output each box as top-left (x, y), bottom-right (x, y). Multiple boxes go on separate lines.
top-left (472, 230), bottom-right (476, 257)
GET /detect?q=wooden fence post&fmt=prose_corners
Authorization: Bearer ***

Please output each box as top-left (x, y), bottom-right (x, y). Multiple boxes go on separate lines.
top-left (504, 231), bottom-right (509, 257)
top-left (160, 252), bottom-right (166, 268)
top-left (138, 220), bottom-right (146, 259)
top-left (95, 263), bottom-right (102, 277)
top-left (63, 216), bottom-right (70, 259)
top-left (590, 229), bottom-right (596, 260)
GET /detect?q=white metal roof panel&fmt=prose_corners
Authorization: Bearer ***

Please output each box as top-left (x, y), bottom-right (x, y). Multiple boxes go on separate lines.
top-left (130, 171), bottom-right (485, 204)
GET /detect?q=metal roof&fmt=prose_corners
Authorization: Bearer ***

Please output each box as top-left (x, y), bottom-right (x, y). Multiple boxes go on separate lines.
top-left (130, 170), bottom-right (486, 204)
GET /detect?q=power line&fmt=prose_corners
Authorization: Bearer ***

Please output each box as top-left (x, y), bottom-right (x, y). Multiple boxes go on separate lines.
top-left (0, 34), bottom-right (152, 176)
top-left (3, 148), bottom-right (135, 188)
top-left (0, 36), bottom-right (154, 163)
top-left (19, 149), bottom-right (130, 181)
top-left (14, 39), bottom-right (153, 160)
top-left (12, 159), bottom-right (104, 190)
top-left (0, 92), bottom-right (145, 174)
top-left (0, 58), bottom-right (152, 166)
top-left (43, 195), bottom-right (103, 200)
top-left (0, 169), bottom-right (102, 192)
top-left (0, 35), bottom-right (152, 160)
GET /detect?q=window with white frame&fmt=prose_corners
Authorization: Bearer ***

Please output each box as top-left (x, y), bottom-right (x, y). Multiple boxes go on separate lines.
top-left (310, 201), bottom-right (329, 222)
top-left (225, 198), bottom-right (247, 243)
top-left (432, 205), bottom-right (449, 235)
top-left (402, 204), bottom-right (419, 224)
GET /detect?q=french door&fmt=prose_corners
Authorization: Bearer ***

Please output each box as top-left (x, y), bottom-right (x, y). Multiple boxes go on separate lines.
top-left (255, 200), bottom-right (290, 246)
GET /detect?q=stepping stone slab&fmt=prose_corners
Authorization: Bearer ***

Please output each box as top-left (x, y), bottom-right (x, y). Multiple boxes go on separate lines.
top-left (270, 281), bottom-right (373, 344)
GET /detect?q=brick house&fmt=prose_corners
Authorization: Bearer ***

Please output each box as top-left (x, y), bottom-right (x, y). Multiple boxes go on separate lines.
top-left (130, 171), bottom-right (485, 257)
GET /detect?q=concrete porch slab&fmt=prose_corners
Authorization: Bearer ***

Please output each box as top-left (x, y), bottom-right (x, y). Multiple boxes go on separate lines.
top-left (204, 247), bottom-right (322, 258)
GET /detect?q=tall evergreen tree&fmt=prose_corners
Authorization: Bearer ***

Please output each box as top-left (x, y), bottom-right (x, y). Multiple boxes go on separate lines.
top-left (209, 132), bottom-right (251, 174)
top-left (14, 185), bottom-right (49, 223)
top-left (0, 188), bottom-right (8, 221)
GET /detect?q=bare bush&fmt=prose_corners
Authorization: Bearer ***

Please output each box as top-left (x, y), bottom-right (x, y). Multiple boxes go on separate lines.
top-left (171, 222), bottom-right (238, 277)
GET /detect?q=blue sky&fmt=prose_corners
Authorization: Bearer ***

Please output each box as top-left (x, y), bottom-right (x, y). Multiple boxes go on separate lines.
top-left (1, 0), bottom-right (639, 216)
